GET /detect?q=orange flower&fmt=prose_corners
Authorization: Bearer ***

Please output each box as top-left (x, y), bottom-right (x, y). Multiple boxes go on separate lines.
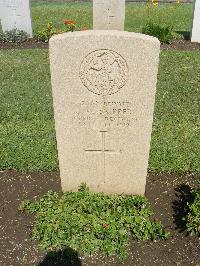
top-left (64, 20), bottom-right (76, 25)
top-left (151, 0), bottom-right (158, 6)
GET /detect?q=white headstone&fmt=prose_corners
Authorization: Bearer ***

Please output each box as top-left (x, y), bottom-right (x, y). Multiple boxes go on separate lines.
top-left (0, 0), bottom-right (33, 37)
top-left (49, 31), bottom-right (160, 195)
top-left (191, 0), bottom-right (200, 43)
top-left (93, 0), bottom-right (125, 30)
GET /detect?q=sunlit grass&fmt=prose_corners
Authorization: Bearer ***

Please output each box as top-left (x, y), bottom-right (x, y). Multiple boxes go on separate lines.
top-left (0, 50), bottom-right (199, 172)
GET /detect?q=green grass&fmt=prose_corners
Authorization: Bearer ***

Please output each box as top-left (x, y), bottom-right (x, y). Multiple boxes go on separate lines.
top-left (150, 52), bottom-right (200, 172)
top-left (0, 50), bottom-right (58, 170)
top-left (0, 50), bottom-right (199, 172)
top-left (30, 3), bottom-right (193, 33)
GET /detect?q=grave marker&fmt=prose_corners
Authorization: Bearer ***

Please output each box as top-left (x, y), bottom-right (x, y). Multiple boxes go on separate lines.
top-left (0, 0), bottom-right (33, 37)
top-left (49, 31), bottom-right (160, 195)
top-left (93, 0), bottom-right (125, 30)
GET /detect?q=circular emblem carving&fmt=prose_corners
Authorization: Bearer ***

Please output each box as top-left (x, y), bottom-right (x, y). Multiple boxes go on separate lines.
top-left (80, 49), bottom-right (128, 96)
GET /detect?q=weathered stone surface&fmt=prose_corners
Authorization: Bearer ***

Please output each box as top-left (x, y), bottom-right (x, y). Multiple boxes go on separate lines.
top-left (93, 0), bottom-right (125, 30)
top-left (49, 30), bottom-right (160, 195)
top-left (0, 0), bottom-right (32, 37)
top-left (191, 0), bottom-right (200, 43)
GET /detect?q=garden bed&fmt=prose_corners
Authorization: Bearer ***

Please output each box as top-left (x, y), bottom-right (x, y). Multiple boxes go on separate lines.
top-left (0, 170), bottom-right (199, 265)
top-left (0, 38), bottom-right (200, 50)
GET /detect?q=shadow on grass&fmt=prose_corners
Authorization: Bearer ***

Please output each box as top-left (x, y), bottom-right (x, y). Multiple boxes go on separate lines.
top-left (176, 31), bottom-right (191, 41)
top-left (172, 184), bottom-right (194, 232)
top-left (38, 248), bottom-right (82, 266)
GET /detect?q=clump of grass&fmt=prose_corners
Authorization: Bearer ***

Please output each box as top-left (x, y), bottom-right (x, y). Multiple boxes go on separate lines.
top-left (19, 184), bottom-right (170, 259)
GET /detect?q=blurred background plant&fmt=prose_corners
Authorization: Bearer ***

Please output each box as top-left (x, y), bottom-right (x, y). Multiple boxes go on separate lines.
top-left (0, 29), bottom-right (29, 43)
top-left (36, 20), bottom-right (77, 42)
top-left (142, 0), bottom-right (182, 43)
top-left (36, 22), bottom-right (56, 42)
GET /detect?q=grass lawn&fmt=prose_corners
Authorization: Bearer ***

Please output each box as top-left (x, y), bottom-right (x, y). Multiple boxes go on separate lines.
top-left (0, 50), bottom-right (199, 172)
top-left (30, 2), bottom-right (193, 34)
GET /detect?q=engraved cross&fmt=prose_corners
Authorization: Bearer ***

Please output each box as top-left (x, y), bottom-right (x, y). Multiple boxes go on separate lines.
top-left (84, 131), bottom-right (121, 183)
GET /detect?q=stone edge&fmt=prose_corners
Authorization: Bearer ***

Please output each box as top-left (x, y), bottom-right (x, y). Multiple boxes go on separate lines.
top-left (49, 30), bottom-right (160, 46)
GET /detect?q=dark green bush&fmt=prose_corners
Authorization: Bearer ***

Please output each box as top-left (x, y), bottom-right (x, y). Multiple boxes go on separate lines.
top-left (19, 184), bottom-right (170, 259)
top-left (0, 29), bottom-right (29, 43)
top-left (185, 180), bottom-right (200, 236)
top-left (142, 22), bottom-right (175, 43)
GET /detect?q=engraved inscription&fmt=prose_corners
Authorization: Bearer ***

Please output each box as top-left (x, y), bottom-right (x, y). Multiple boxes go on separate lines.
top-left (73, 100), bottom-right (133, 128)
top-left (2, 0), bottom-right (23, 9)
top-left (80, 49), bottom-right (128, 96)
top-left (100, 100), bottom-right (132, 128)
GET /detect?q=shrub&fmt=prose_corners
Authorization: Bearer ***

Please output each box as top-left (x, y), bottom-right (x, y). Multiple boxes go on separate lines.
top-left (184, 180), bottom-right (200, 236)
top-left (19, 184), bottom-right (170, 259)
top-left (142, 22), bottom-right (174, 44)
top-left (142, 0), bottom-right (181, 43)
top-left (0, 29), bottom-right (29, 43)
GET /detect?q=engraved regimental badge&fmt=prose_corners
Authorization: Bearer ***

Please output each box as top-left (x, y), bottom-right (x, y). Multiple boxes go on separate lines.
top-left (80, 49), bottom-right (128, 96)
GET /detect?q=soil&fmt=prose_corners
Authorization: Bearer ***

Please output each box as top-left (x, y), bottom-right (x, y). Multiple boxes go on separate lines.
top-left (1, 38), bottom-right (200, 51)
top-left (0, 170), bottom-right (199, 266)
top-left (0, 39), bottom-right (48, 49)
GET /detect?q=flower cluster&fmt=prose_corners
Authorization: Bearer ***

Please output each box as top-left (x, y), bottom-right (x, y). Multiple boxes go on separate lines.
top-left (64, 20), bottom-right (76, 25)
top-left (64, 20), bottom-right (76, 32)
top-left (147, 0), bottom-right (180, 7)
top-left (36, 19), bottom-right (88, 42)
top-left (151, 0), bottom-right (158, 6)
top-left (146, 0), bottom-right (158, 8)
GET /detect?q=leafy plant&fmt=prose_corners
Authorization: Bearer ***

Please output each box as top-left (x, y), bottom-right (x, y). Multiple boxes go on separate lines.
top-left (19, 184), bottom-right (170, 259)
top-left (184, 180), bottom-right (200, 236)
top-left (0, 29), bottom-right (29, 43)
top-left (142, 0), bottom-right (181, 43)
top-left (142, 22), bottom-right (174, 43)
top-left (36, 20), bottom-right (77, 42)
top-left (36, 22), bottom-right (57, 42)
